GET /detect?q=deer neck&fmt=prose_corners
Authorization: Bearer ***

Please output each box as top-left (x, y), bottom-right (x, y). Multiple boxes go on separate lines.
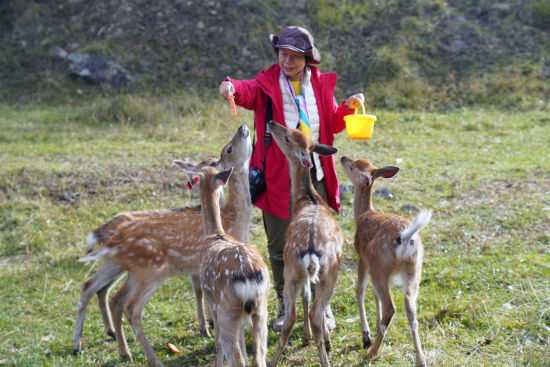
top-left (200, 187), bottom-right (225, 237)
top-left (289, 160), bottom-right (321, 215)
top-left (354, 184), bottom-right (375, 220)
top-left (223, 166), bottom-right (252, 242)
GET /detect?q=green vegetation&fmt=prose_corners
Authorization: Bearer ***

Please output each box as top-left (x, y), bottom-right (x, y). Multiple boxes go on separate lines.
top-left (1, 0), bottom-right (549, 109)
top-left (0, 1), bottom-right (548, 365)
top-left (0, 96), bottom-right (548, 366)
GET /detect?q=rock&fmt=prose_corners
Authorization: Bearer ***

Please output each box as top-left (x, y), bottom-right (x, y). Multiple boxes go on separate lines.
top-left (339, 183), bottom-right (355, 198)
top-left (49, 46), bottom-right (68, 59)
top-left (67, 52), bottom-right (132, 87)
top-left (66, 42), bottom-right (81, 51)
top-left (401, 204), bottom-right (419, 212)
top-left (373, 187), bottom-right (394, 199)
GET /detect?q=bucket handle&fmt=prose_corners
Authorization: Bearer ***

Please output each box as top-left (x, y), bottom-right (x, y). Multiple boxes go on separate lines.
top-left (353, 100), bottom-right (366, 116)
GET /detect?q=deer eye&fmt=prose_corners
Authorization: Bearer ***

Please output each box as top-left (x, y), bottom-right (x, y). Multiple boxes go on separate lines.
top-left (226, 146), bottom-right (232, 153)
top-left (284, 136), bottom-right (289, 143)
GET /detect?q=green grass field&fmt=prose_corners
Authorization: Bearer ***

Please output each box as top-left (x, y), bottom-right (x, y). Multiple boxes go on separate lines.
top-left (0, 95), bottom-right (548, 366)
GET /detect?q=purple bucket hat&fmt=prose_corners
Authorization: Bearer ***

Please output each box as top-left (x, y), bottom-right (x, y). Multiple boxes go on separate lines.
top-left (270, 26), bottom-right (321, 64)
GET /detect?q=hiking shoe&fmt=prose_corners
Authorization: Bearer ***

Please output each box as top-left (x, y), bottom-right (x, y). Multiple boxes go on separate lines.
top-left (272, 296), bottom-right (285, 331)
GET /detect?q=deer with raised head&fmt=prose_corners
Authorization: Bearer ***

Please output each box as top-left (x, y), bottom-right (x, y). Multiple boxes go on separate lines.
top-left (73, 125), bottom-right (252, 366)
top-left (181, 165), bottom-right (269, 367)
top-left (266, 121), bottom-right (343, 367)
top-left (340, 156), bottom-right (431, 367)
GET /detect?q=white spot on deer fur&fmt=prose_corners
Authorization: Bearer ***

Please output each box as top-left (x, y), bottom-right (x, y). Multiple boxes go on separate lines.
top-left (128, 237), bottom-right (135, 242)
top-left (225, 269), bottom-right (229, 276)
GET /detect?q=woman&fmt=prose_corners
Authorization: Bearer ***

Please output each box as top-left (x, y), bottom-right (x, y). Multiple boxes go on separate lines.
top-left (219, 26), bottom-right (364, 330)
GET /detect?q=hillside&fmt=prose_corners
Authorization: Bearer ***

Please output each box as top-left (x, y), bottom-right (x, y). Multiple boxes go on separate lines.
top-left (1, 0), bottom-right (549, 109)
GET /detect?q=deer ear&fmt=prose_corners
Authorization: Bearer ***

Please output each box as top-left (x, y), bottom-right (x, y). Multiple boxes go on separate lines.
top-left (180, 170), bottom-right (201, 191)
top-left (359, 173), bottom-right (372, 187)
top-left (376, 166), bottom-right (400, 179)
top-left (313, 144), bottom-right (338, 156)
top-left (216, 167), bottom-right (233, 187)
top-left (174, 160), bottom-right (195, 171)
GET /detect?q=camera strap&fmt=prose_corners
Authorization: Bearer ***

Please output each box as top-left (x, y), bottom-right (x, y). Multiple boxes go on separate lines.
top-left (251, 97), bottom-right (272, 171)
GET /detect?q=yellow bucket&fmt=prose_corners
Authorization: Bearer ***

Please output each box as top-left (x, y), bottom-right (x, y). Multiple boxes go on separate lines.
top-left (344, 101), bottom-right (377, 140)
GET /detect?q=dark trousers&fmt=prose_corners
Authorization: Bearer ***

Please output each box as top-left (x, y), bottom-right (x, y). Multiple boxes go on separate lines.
top-left (262, 168), bottom-right (329, 297)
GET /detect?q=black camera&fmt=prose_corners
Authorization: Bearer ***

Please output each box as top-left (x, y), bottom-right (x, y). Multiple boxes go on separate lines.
top-left (248, 166), bottom-right (266, 203)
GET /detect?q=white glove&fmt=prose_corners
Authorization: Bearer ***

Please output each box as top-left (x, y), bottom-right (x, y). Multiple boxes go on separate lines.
top-left (345, 93), bottom-right (365, 110)
top-left (219, 81), bottom-right (235, 100)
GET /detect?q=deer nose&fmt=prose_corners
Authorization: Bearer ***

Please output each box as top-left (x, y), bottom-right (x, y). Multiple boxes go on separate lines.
top-left (267, 120), bottom-right (275, 127)
top-left (239, 125), bottom-right (249, 138)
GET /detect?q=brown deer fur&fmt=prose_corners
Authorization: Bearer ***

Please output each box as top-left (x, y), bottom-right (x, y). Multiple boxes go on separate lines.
top-left (185, 165), bottom-right (269, 367)
top-left (266, 121), bottom-right (343, 367)
top-left (340, 156), bottom-right (431, 367)
top-left (72, 156), bottom-right (223, 352)
top-left (74, 125), bottom-right (252, 366)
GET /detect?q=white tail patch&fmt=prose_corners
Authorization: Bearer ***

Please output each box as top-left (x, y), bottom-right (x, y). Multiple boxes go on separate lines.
top-left (86, 232), bottom-right (98, 253)
top-left (78, 247), bottom-right (110, 262)
top-left (302, 253), bottom-right (320, 284)
top-left (233, 277), bottom-right (267, 302)
top-left (397, 210), bottom-right (432, 260)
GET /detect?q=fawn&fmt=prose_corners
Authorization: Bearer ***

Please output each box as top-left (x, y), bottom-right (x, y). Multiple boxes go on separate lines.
top-left (340, 156), bottom-right (431, 367)
top-left (72, 155), bottom-right (223, 353)
top-left (266, 121), bottom-right (343, 367)
top-left (74, 125), bottom-right (252, 366)
top-left (181, 165), bottom-right (269, 367)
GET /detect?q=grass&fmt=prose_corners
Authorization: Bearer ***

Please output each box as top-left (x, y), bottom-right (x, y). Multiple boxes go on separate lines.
top-left (0, 95), bottom-right (548, 366)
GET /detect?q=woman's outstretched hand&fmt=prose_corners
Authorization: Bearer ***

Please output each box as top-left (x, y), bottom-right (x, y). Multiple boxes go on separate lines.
top-left (219, 81), bottom-right (235, 100)
top-left (345, 93), bottom-right (365, 110)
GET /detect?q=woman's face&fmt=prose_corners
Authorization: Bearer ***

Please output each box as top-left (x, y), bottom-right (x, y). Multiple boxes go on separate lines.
top-left (278, 48), bottom-right (306, 81)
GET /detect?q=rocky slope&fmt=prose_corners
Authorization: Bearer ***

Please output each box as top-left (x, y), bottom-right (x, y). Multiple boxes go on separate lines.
top-left (1, 0), bottom-right (548, 108)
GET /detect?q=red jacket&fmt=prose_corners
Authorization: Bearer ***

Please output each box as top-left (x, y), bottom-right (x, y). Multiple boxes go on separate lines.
top-left (226, 64), bottom-right (353, 220)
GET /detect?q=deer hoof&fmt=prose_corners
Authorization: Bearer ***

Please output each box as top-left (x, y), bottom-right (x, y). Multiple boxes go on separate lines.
top-left (107, 330), bottom-right (116, 341)
top-left (362, 332), bottom-right (372, 349)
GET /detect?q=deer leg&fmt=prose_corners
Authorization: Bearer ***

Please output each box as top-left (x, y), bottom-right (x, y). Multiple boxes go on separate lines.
top-left (72, 260), bottom-right (123, 354)
top-left (366, 278), bottom-right (394, 360)
top-left (109, 273), bottom-right (136, 362)
top-left (239, 320), bottom-right (248, 367)
top-left (268, 278), bottom-right (300, 367)
top-left (355, 259), bottom-right (372, 349)
top-left (302, 279), bottom-right (312, 345)
top-left (250, 295), bottom-right (268, 367)
top-left (309, 273), bottom-right (337, 367)
top-left (403, 277), bottom-right (426, 367)
top-left (97, 273), bottom-right (125, 340)
top-left (217, 310), bottom-right (246, 367)
top-left (124, 277), bottom-right (164, 367)
top-left (192, 274), bottom-right (211, 337)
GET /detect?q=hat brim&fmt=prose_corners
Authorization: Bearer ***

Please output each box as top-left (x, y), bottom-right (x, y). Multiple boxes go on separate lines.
top-left (269, 34), bottom-right (321, 64)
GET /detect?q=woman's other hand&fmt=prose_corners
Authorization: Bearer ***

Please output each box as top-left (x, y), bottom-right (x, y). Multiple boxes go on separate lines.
top-left (345, 93), bottom-right (365, 110)
top-left (219, 81), bottom-right (235, 100)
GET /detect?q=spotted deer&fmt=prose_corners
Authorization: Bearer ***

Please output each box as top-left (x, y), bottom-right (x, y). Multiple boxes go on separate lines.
top-left (72, 155), bottom-right (223, 352)
top-left (340, 156), bottom-right (431, 367)
top-left (73, 125), bottom-right (252, 366)
top-left (182, 165), bottom-right (269, 367)
top-left (266, 121), bottom-right (343, 367)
